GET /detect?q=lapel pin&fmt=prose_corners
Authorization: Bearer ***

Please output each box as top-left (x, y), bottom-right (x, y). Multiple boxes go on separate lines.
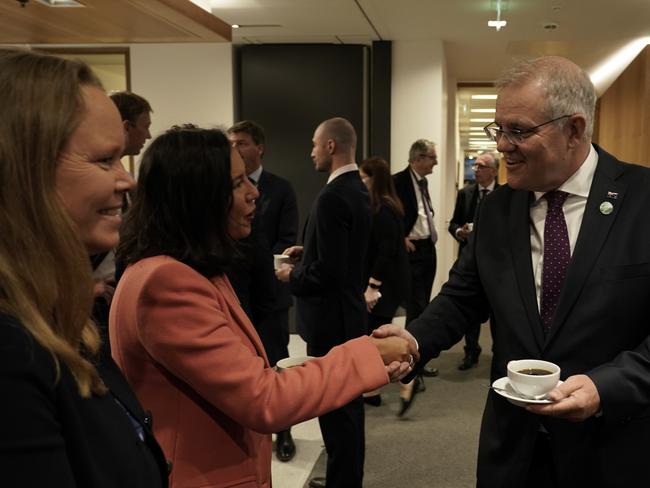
top-left (606, 191), bottom-right (619, 199)
top-left (599, 201), bottom-right (614, 215)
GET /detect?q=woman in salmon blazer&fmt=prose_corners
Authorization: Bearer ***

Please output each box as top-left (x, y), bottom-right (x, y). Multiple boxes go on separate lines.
top-left (110, 126), bottom-right (413, 488)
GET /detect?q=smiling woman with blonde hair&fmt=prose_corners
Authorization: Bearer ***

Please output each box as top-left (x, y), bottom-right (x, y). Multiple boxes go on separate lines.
top-left (0, 48), bottom-right (167, 487)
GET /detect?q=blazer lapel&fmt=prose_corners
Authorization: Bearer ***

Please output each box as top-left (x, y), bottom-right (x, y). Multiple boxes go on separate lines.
top-left (215, 275), bottom-right (270, 365)
top-left (545, 150), bottom-right (627, 347)
top-left (509, 190), bottom-right (545, 351)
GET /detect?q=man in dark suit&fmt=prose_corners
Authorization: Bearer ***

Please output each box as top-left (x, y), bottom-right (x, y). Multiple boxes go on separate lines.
top-left (276, 117), bottom-right (371, 488)
top-left (448, 151), bottom-right (500, 370)
top-left (376, 56), bottom-right (650, 487)
top-left (227, 120), bottom-right (299, 462)
top-left (393, 139), bottom-right (440, 378)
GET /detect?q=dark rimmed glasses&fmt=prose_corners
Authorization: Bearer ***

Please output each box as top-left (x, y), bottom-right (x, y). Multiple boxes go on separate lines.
top-left (483, 114), bottom-right (573, 145)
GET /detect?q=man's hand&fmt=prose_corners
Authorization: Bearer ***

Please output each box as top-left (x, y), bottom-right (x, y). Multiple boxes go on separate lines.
top-left (372, 324), bottom-right (420, 363)
top-left (275, 263), bottom-right (293, 283)
top-left (404, 238), bottom-right (416, 253)
top-left (456, 223), bottom-right (472, 241)
top-left (526, 374), bottom-right (601, 421)
top-left (282, 245), bottom-right (303, 264)
top-left (364, 286), bottom-right (381, 312)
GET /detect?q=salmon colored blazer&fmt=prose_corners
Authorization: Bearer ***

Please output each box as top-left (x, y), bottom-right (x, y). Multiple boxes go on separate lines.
top-left (110, 256), bottom-right (388, 488)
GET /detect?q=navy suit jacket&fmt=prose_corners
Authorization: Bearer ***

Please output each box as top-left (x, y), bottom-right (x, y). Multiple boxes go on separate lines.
top-left (290, 171), bottom-right (371, 349)
top-left (393, 166), bottom-right (420, 236)
top-left (408, 146), bottom-right (650, 487)
top-left (448, 182), bottom-right (500, 249)
top-left (256, 169), bottom-right (298, 310)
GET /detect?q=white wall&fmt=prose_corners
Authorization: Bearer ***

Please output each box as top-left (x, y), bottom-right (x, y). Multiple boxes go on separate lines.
top-left (130, 43), bottom-right (234, 169)
top-left (391, 40), bottom-right (455, 297)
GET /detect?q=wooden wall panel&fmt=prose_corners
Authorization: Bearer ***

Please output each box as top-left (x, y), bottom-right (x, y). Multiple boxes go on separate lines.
top-left (594, 46), bottom-right (650, 167)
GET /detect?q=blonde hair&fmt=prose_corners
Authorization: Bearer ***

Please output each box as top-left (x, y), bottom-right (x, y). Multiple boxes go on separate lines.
top-left (0, 49), bottom-right (106, 397)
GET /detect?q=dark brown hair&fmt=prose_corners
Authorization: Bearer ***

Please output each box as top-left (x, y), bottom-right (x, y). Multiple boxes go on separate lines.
top-left (118, 126), bottom-right (236, 277)
top-left (360, 157), bottom-right (404, 217)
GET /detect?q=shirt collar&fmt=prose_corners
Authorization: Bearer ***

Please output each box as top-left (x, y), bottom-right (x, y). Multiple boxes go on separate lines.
top-left (327, 163), bottom-right (359, 184)
top-left (248, 165), bottom-right (263, 184)
top-left (479, 181), bottom-right (496, 192)
top-left (533, 144), bottom-right (598, 204)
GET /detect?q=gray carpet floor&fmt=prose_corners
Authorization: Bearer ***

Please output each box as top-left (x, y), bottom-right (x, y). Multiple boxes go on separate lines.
top-left (304, 327), bottom-right (493, 488)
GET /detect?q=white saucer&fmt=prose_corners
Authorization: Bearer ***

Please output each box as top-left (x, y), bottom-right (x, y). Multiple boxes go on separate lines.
top-left (492, 377), bottom-right (562, 408)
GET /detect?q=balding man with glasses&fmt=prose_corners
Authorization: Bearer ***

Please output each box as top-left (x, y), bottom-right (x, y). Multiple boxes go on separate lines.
top-left (376, 56), bottom-right (650, 487)
top-left (448, 151), bottom-right (500, 371)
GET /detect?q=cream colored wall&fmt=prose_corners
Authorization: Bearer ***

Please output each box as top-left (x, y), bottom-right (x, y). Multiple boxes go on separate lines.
top-left (390, 40), bottom-right (455, 297)
top-left (129, 43), bottom-right (234, 172)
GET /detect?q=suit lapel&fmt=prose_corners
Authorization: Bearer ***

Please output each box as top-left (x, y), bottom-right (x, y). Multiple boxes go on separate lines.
top-left (545, 150), bottom-right (627, 347)
top-left (509, 190), bottom-right (545, 350)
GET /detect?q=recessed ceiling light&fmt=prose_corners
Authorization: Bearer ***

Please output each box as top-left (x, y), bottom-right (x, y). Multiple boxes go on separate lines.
top-left (232, 24), bottom-right (240, 29)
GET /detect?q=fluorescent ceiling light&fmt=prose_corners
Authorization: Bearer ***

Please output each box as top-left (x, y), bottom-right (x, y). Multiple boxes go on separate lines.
top-left (471, 95), bottom-right (497, 100)
top-left (488, 20), bottom-right (507, 30)
top-left (471, 108), bottom-right (495, 113)
top-left (35, 0), bottom-right (85, 6)
top-left (470, 118), bottom-right (493, 123)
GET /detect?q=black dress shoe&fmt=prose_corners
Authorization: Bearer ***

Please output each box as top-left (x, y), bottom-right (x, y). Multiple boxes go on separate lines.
top-left (308, 477), bottom-right (326, 488)
top-left (421, 365), bottom-right (439, 377)
top-left (363, 393), bottom-right (382, 406)
top-left (398, 375), bottom-right (422, 417)
top-left (275, 429), bottom-right (296, 462)
top-left (458, 353), bottom-right (479, 371)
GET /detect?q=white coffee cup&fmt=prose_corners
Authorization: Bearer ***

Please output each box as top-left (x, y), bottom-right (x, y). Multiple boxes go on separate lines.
top-left (507, 359), bottom-right (560, 399)
top-left (273, 254), bottom-right (290, 271)
top-left (276, 356), bottom-right (314, 370)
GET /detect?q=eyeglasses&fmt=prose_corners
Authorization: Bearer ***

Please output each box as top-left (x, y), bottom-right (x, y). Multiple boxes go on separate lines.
top-left (483, 114), bottom-right (573, 145)
top-left (471, 164), bottom-right (494, 172)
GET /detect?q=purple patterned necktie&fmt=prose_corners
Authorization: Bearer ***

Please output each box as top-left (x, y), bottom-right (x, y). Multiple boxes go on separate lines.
top-left (540, 191), bottom-right (570, 331)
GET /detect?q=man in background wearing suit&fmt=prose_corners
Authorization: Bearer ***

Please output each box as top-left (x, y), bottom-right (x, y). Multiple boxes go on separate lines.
top-left (393, 139), bottom-right (440, 378)
top-left (276, 117), bottom-right (371, 488)
top-left (448, 151), bottom-right (500, 370)
top-left (228, 120), bottom-right (299, 462)
top-left (376, 56), bottom-right (650, 487)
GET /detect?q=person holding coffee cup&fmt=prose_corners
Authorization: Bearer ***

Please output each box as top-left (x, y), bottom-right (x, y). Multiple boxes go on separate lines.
top-left (374, 56), bottom-right (650, 487)
top-left (110, 126), bottom-right (416, 488)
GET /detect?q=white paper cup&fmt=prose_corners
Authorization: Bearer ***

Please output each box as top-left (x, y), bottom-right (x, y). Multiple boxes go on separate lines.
top-left (276, 356), bottom-right (314, 370)
top-left (273, 254), bottom-right (290, 271)
top-left (507, 359), bottom-right (560, 399)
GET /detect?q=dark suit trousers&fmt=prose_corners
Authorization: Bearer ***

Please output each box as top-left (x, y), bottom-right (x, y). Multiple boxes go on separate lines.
top-left (255, 308), bottom-right (289, 367)
top-left (405, 239), bottom-right (436, 325)
top-left (307, 343), bottom-right (365, 488)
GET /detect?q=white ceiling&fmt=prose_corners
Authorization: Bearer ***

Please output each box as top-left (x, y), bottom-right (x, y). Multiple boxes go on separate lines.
top-left (210, 0), bottom-right (650, 88)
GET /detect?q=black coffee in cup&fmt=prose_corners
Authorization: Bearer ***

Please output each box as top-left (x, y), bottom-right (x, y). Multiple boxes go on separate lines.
top-left (518, 368), bottom-right (553, 376)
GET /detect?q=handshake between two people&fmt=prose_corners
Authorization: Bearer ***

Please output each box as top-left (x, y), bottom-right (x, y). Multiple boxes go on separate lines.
top-left (368, 324), bottom-right (419, 382)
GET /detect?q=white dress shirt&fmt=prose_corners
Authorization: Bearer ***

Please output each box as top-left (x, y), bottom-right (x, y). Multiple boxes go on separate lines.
top-left (408, 169), bottom-right (437, 242)
top-left (530, 144), bottom-right (598, 309)
top-left (327, 163), bottom-right (359, 184)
